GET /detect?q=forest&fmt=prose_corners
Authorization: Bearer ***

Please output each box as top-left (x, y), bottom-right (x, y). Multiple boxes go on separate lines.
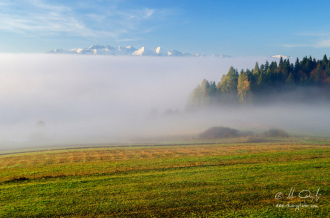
top-left (188, 55), bottom-right (330, 108)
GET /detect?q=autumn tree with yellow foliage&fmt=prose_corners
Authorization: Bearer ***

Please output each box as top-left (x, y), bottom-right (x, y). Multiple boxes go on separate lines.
top-left (237, 71), bottom-right (250, 103)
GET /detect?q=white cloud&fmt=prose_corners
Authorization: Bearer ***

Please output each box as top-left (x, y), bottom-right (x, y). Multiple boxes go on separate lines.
top-left (0, 1), bottom-right (95, 36)
top-left (282, 44), bottom-right (312, 48)
top-left (283, 31), bottom-right (330, 48)
top-left (29, 0), bottom-right (70, 12)
top-left (283, 38), bottom-right (330, 48)
top-left (0, 0), bottom-right (172, 40)
top-left (314, 38), bottom-right (330, 48)
top-left (143, 9), bottom-right (155, 19)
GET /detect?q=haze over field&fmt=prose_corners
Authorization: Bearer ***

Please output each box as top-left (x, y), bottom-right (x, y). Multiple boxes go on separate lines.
top-left (1, 1), bottom-right (329, 218)
top-left (0, 54), bottom-right (329, 149)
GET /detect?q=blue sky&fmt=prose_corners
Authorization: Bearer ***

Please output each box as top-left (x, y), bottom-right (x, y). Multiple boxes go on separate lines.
top-left (1, 0), bottom-right (330, 58)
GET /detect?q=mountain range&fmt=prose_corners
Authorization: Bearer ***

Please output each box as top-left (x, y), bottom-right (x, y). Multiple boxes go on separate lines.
top-left (48, 45), bottom-right (231, 57)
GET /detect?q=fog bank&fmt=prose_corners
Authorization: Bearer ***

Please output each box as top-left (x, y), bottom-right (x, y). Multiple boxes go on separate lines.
top-left (0, 54), bottom-right (328, 149)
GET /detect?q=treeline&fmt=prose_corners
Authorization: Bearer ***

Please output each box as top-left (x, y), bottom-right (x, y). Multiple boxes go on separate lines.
top-left (188, 55), bottom-right (330, 108)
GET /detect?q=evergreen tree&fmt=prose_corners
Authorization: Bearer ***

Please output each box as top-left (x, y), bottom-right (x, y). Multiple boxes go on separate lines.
top-left (253, 62), bottom-right (260, 76)
top-left (220, 66), bottom-right (238, 93)
top-left (326, 62), bottom-right (330, 77)
top-left (269, 61), bottom-right (277, 71)
top-left (312, 63), bottom-right (323, 84)
top-left (265, 68), bottom-right (273, 86)
top-left (322, 54), bottom-right (328, 66)
top-left (200, 79), bottom-right (211, 106)
top-left (209, 81), bottom-right (217, 104)
top-left (286, 73), bottom-right (295, 85)
top-left (279, 57), bottom-right (284, 70)
top-left (264, 60), bottom-right (269, 72)
top-left (293, 58), bottom-right (300, 83)
top-left (189, 85), bottom-right (202, 108)
top-left (257, 72), bottom-right (265, 89)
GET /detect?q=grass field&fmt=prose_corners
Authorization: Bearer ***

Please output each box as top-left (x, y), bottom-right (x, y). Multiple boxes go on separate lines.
top-left (0, 137), bottom-right (329, 217)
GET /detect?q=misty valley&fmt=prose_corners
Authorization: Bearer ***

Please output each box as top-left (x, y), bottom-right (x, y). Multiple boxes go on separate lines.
top-left (1, 0), bottom-right (330, 217)
top-left (1, 55), bottom-right (330, 148)
top-left (0, 54), bottom-right (329, 217)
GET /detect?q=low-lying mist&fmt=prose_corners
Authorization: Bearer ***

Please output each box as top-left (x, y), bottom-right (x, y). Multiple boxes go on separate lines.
top-left (0, 54), bottom-right (329, 150)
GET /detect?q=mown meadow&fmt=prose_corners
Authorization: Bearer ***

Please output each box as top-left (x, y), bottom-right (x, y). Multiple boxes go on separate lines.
top-left (0, 137), bottom-right (329, 217)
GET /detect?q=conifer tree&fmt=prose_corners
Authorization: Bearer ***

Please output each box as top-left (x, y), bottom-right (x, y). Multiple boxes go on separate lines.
top-left (253, 62), bottom-right (260, 76)
top-left (220, 66), bottom-right (238, 93)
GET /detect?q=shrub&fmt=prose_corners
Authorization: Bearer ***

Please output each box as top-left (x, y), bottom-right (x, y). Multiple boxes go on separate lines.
top-left (199, 126), bottom-right (239, 139)
top-left (264, 128), bottom-right (289, 137)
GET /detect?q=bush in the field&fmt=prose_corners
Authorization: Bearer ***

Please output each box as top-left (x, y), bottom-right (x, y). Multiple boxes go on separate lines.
top-left (264, 128), bottom-right (290, 137)
top-left (199, 126), bottom-right (239, 139)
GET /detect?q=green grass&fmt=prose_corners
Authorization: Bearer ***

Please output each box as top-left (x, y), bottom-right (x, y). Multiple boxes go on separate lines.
top-left (0, 138), bottom-right (329, 217)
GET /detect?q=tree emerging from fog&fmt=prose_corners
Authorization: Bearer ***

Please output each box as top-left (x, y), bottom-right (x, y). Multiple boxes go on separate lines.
top-left (189, 55), bottom-right (330, 108)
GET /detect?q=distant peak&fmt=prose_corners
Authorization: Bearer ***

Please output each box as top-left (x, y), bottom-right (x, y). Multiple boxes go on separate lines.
top-left (155, 46), bottom-right (161, 54)
top-left (155, 46), bottom-right (167, 55)
top-left (272, 55), bottom-right (292, 59)
top-left (132, 47), bottom-right (145, 56)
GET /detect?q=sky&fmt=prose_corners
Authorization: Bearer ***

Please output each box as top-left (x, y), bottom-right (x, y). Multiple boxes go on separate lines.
top-left (1, 0), bottom-right (330, 58)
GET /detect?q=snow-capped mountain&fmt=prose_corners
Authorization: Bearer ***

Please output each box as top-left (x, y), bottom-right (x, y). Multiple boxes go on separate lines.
top-left (155, 47), bottom-right (167, 56)
top-left (132, 47), bottom-right (156, 56)
top-left (48, 45), bottom-right (230, 57)
top-left (167, 50), bottom-right (192, 56)
top-left (272, 55), bottom-right (293, 59)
